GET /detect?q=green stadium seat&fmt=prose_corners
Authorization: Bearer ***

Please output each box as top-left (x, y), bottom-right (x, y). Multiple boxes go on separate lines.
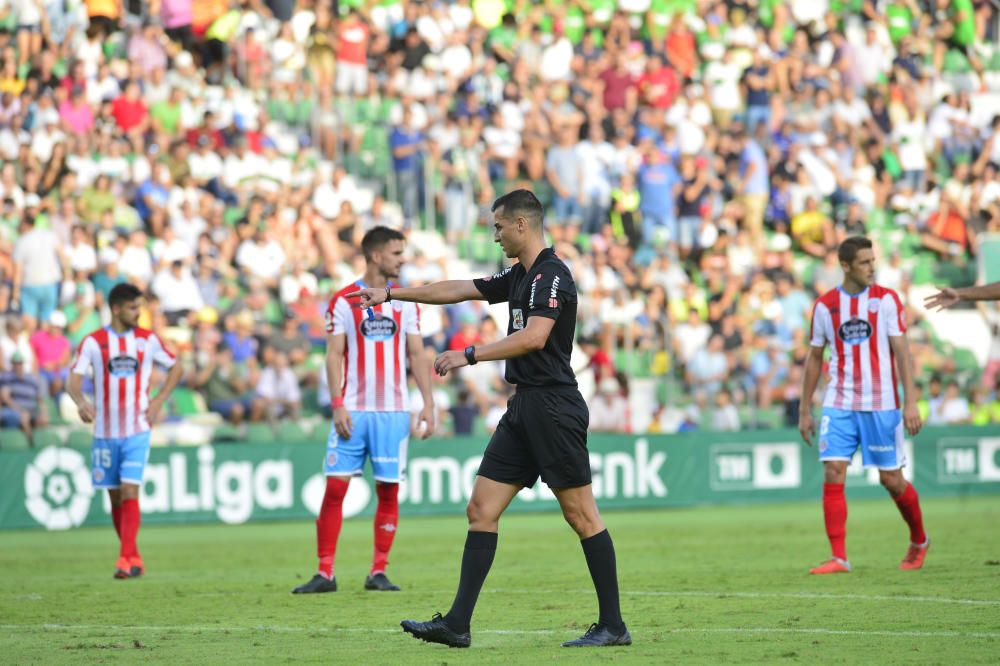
top-left (277, 422), bottom-right (310, 442)
top-left (171, 388), bottom-right (207, 416)
top-left (211, 424), bottom-right (243, 443)
top-left (245, 423), bottom-right (275, 445)
top-left (66, 429), bottom-right (92, 449)
top-left (31, 428), bottom-right (63, 449)
top-left (1, 429), bottom-right (31, 450)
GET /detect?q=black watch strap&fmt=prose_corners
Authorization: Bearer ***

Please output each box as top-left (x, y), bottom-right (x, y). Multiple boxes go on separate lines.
top-left (464, 346), bottom-right (478, 365)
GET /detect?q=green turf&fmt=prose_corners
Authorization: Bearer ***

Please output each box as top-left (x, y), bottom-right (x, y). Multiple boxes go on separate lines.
top-left (2, 497), bottom-right (999, 664)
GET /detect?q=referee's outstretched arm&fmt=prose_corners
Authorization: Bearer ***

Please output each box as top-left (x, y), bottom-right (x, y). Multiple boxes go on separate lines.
top-left (349, 279), bottom-right (484, 306)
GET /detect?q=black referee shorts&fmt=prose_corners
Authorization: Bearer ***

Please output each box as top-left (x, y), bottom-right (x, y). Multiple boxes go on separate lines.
top-left (478, 386), bottom-right (592, 490)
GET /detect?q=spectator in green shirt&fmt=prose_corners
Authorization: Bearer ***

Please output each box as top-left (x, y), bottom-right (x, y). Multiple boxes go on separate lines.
top-left (194, 344), bottom-right (264, 425)
top-left (932, 0), bottom-right (984, 83)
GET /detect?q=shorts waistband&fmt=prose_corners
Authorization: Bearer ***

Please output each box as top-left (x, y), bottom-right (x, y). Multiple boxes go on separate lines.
top-left (513, 385), bottom-right (579, 394)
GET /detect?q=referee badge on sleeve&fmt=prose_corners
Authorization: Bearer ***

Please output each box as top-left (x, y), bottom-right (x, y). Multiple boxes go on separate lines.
top-left (512, 309), bottom-right (524, 329)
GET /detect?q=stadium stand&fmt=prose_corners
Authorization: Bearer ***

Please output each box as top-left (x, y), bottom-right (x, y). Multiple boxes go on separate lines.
top-left (1, 0), bottom-right (1000, 448)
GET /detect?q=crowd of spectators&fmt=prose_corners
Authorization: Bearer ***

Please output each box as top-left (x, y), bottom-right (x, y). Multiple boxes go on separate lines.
top-left (2, 0), bottom-right (1000, 445)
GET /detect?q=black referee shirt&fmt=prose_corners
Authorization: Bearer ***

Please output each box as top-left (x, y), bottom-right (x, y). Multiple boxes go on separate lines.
top-left (472, 247), bottom-right (578, 388)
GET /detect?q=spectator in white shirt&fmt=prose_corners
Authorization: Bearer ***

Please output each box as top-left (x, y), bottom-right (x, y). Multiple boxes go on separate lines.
top-left (236, 230), bottom-right (287, 287)
top-left (152, 260), bottom-right (205, 325)
top-left (940, 380), bottom-right (971, 424)
top-left (118, 229), bottom-right (155, 287)
top-left (255, 351), bottom-right (301, 420)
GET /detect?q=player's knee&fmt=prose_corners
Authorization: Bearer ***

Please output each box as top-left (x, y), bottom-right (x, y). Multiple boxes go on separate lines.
top-left (561, 504), bottom-right (601, 537)
top-left (465, 498), bottom-right (499, 529)
top-left (879, 470), bottom-right (906, 493)
top-left (375, 482), bottom-right (399, 509)
top-left (323, 477), bottom-right (350, 507)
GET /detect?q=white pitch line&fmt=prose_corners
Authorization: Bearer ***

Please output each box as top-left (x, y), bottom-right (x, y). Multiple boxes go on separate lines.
top-left (1, 624), bottom-right (998, 640)
top-left (483, 589), bottom-right (1000, 607)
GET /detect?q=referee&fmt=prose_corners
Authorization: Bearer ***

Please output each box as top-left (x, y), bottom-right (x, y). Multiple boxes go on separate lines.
top-left (348, 189), bottom-right (630, 648)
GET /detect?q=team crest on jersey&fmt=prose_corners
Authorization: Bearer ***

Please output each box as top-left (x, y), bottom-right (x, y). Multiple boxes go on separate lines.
top-left (392, 302), bottom-right (403, 312)
top-left (837, 318), bottom-right (873, 345)
top-left (512, 308), bottom-right (524, 330)
top-left (107, 355), bottom-right (139, 377)
top-left (135, 338), bottom-right (146, 353)
top-left (360, 315), bottom-right (398, 341)
top-left (868, 298), bottom-right (881, 313)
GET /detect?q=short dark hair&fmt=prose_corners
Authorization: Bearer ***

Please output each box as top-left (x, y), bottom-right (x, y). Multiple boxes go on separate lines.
top-left (361, 226), bottom-right (405, 259)
top-left (108, 282), bottom-right (143, 308)
top-left (837, 236), bottom-right (872, 265)
top-left (491, 189), bottom-right (543, 228)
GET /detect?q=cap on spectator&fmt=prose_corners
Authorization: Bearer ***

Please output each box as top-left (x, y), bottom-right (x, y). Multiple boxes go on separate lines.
top-left (48, 310), bottom-right (67, 328)
top-left (11, 351), bottom-right (24, 363)
top-left (196, 307), bottom-right (218, 325)
top-left (460, 311), bottom-right (478, 326)
top-left (24, 193), bottom-right (41, 208)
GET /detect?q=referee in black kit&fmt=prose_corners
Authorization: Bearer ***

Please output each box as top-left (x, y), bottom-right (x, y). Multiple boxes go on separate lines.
top-left (348, 189), bottom-right (630, 649)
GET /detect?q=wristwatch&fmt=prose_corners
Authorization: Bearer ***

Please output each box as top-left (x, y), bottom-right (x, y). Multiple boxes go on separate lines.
top-left (464, 346), bottom-right (478, 366)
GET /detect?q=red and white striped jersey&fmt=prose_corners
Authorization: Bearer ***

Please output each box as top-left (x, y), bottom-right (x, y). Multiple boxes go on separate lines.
top-left (70, 327), bottom-right (177, 438)
top-left (809, 284), bottom-right (906, 412)
top-left (326, 282), bottom-right (420, 412)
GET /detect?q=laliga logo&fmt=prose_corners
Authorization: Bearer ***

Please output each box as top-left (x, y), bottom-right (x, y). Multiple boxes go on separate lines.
top-left (24, 447), bottom-right (94, 530)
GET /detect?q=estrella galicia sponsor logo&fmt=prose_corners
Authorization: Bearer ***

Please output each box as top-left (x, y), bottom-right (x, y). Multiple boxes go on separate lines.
top-left (107, 355), bottom-right (139, 377)
top-left (360, 315), bottom-right (398, 341)
top-left (24, 447), bottom-right (94, 530)
top-left (837, 318), bottom-right (872, 345)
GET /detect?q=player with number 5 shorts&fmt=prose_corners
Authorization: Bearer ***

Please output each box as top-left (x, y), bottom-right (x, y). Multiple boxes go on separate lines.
top-left (67, 283), bottom-right (184, 580)
top-left (799, 237), bottom-right (928, 574)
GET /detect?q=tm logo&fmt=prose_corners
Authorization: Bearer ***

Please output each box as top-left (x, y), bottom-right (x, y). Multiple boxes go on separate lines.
top-left (710, 443), bottom-right (801, 491)
top-left (24, 447), bottom-right (94, 530)
top-left (937, 438), bottom-right (1000, 484)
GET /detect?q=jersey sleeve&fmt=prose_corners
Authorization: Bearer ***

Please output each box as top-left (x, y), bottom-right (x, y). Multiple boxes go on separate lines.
top-left (473, 266), bottom-right (514, 304)
top-left (70, 336), bottom-right (97, 376)
top-left (809, 301), bottom-right (831, 347)
top-left (883, 290), bottom-right (907, 336)
top-left (527, 264), bottom-right (576, 321)
top-left (149, 333), bottom-right (178, 368)
top-left (327, 296), bottom-right (351, 336)
top-left (404, 303), bottom-right (421, 336)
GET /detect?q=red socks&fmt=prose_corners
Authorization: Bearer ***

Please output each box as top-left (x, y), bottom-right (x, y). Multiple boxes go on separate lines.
top-left (111, 505), bottom-right (122, 538)
top-left (822, 483), bottom-right (848, 560)
top-left (118, 498), bottom-right (141, 561)
top-left (372, 483), bottom-right (399, 575)
top-left (317, 477), bottom-right (349, 579)
top-left (893, 482), bottom-right (927, 544)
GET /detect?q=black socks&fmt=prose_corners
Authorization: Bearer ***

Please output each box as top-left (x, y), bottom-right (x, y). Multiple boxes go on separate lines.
top-left (444, 531), bottom-right (498, 634)
top-left (580, 529), bottom-right (625, 631)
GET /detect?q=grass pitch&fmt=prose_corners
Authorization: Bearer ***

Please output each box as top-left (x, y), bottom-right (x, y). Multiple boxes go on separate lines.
top-left (1, 496), bottom-right (999, 664)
